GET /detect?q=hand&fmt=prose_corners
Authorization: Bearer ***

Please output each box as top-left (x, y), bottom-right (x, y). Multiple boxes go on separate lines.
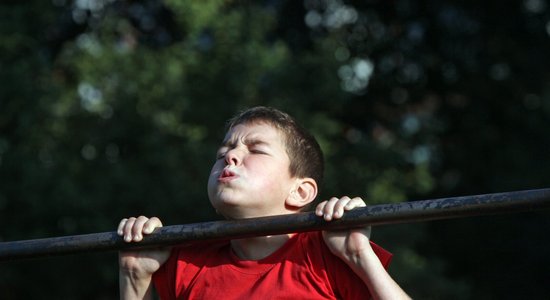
top-left (117, 216), bottom-right (171, 277)
top-left (315, 197), bottom-right (373, 263)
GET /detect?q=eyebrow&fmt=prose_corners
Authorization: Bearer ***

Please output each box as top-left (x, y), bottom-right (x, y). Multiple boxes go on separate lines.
top-left (245, 138), bottom-right (270, 147)
top-left (221, 137), bottom-right (271, 148)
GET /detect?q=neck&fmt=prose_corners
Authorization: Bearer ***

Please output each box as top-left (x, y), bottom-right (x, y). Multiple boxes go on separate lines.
top-left (230, 234), bottom-right (294, 260)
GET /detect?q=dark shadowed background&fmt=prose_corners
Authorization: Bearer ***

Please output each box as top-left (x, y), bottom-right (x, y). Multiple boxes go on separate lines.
top-left (1, 1), bottom-right (549, 299)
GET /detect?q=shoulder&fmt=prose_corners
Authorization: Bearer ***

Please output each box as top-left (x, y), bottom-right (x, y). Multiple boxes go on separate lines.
top-left (157, 240), bottom-right (230, 277)
top-left (293, 231), bottom-right (334, 270)
top-left (296, 230), bottom-right (324, 247)
top-left (294, 232), bottom-right (375, 298)
top-left (297, 231), bottom-right (392, 269)
top-left (153, 240), bottom-right (231, 298)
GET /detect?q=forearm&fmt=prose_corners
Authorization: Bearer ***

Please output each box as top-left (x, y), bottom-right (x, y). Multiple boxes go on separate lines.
top-left (347, 248), bottom-right (411, 300)
top-left (119, 269), bottom-right (154, 300)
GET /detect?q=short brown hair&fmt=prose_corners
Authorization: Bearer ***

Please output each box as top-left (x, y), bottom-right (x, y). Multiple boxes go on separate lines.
top-left (227, 106), bottom-right (324, 191)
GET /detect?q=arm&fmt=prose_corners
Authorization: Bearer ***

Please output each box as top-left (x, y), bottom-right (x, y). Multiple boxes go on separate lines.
top-left (316, 197), bottom-right (411, 300)
top-left (117, 216), bottom-right (171, 300)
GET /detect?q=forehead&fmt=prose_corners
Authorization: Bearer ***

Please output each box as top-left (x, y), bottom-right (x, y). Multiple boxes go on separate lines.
top-left (223, 122), bottom-right (285, 145)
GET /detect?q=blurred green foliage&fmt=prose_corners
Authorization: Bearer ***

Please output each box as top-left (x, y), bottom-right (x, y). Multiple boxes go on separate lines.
top-left (1, 1), bottom-right (549, 299)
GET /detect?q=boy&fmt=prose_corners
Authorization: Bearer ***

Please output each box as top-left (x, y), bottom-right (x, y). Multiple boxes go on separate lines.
top-left (118, 107), bottom-right (410, 299)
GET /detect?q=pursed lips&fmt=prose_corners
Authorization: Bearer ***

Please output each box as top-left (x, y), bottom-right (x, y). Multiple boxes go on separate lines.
top-left (218, 168), bottom-right (240, 183)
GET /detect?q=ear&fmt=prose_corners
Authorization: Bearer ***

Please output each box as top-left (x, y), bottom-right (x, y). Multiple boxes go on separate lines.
top-left (285, 178), bottom-right (318, 209)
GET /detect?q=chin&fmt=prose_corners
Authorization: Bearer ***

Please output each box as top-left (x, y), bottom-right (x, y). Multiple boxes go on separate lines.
top-left (213, 201), bottom-right (257, 220)
top-left (212, 206), bottom-right (242, 220)
top-left (211, 197), bottom-right (239, 212)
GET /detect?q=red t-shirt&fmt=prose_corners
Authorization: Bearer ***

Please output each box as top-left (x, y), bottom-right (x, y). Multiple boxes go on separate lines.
top-left (153, 231), bottom-right (392, 299)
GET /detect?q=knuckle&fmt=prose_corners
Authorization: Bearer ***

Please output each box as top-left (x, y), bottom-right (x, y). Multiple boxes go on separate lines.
top-left (335, 200), bottom-right (347, 208)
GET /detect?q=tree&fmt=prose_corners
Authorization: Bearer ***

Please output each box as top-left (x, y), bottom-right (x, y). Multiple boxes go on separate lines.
top-left (1, 1), bottom-right (549, 298)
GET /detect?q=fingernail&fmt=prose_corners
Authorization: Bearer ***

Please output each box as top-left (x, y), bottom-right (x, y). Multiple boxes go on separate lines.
top-left (124, 235), bottom-right (131, 242)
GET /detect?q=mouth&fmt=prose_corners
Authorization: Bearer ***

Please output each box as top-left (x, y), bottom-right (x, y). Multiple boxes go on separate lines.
top-left (218, 168), bottom-right (239, 182)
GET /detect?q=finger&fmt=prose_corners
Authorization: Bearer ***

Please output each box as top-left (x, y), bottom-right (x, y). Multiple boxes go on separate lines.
top-left (322, 197), bottom-right (340, 221)
top-left (315, 201), bottom-right (328, 216)
top-left (117, 218), bottom-right (128, 236)
top-left (131, 216), bottom-right (150, 242)
top-left (332, 196), bottom-right (352, 219)
top-left (344, 197), bottom-right (366, 210)
top-left (143, 217), bottom-right (163, 234)
top-left (122, 217), bottom-right (136, 242)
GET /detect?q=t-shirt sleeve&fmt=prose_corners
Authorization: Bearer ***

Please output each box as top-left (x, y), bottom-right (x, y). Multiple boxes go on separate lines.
top-left (152, 248), bottom-right (178, 300)
top-left (319, 234), bottom-right (393, 300)
top-left (370, 240), bottom-right (393, 269)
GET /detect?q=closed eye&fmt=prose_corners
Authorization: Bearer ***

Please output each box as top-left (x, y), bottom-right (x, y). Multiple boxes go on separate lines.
top-left (248, 143), bottom-right (271, 155)
top-left (246, 139), bottom-right (270, 155)
top-left (250, 149), bottom-right (266, 154)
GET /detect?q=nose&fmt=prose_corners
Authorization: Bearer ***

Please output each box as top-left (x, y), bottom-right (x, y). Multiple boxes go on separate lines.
top-left (224, 148), bottom-right (242, 166)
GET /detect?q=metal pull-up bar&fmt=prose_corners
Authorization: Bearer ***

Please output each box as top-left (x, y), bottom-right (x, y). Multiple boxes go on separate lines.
top-left (1, 188), bottom-right (549, 262)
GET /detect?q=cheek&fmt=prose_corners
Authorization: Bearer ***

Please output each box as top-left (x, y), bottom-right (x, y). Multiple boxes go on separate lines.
top-left (209, 161), bottom-right (222, 176)
top-left (207, 162), bottom-right (222, 186)
top-left (249, 162), bottom-right (291, 190)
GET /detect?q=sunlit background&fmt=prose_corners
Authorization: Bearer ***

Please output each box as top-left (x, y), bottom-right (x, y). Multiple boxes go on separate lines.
top-left (1, 0), bottom-right (550, 299)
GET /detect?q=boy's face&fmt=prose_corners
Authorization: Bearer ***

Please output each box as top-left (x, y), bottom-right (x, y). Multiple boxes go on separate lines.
top-left (207, 122), bottom-right (297, 219)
